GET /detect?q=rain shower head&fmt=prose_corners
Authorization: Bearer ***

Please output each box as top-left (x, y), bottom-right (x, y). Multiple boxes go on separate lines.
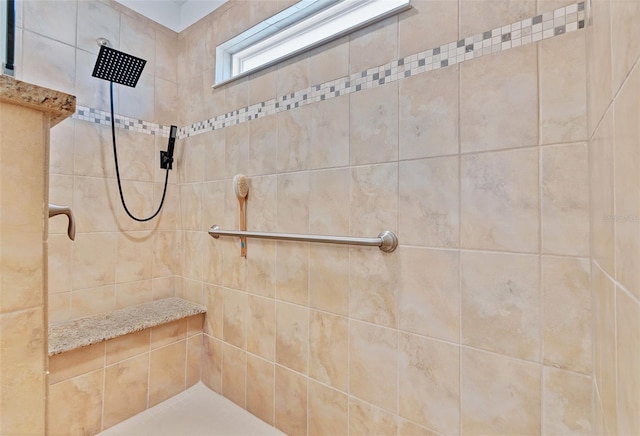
top-left (92, 44), bottom-right (146, 87)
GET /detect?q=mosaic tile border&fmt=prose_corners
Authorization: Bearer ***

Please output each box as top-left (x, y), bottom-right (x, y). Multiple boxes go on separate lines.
top-left (72, 104), bottom-right (171, 137)
top-left (71, 2), bottom-right (584, 140)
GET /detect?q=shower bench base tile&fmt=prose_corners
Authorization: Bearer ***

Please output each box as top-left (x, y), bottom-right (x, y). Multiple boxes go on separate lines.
top-left (47, 298), bottom-right (207, 435)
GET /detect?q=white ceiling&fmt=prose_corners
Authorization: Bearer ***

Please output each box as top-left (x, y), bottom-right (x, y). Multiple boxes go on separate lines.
top-left (114, 0), bottom-right (228, 33)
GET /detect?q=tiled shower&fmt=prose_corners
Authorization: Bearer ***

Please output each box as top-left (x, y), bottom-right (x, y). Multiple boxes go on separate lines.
top-left (1, 0), bottom-right (639, 434)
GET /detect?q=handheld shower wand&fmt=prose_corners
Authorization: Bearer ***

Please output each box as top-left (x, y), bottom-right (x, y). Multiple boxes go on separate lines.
top-left (160, 125), bottom-right (178, 170)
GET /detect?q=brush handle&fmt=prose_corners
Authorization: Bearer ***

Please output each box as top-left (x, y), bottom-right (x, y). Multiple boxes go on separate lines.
top-left (240, 198), bottom-right (247, 257)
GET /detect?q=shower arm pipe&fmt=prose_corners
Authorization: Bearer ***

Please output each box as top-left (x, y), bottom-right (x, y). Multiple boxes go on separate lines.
top-left (208, 225), bottom-right (398, 253)
top-left (48, 203), bottom-right (76, 241)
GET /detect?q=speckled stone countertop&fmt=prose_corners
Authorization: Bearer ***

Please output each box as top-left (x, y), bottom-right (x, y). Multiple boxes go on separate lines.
top-left (48, 298), bottom-right (206, 356)
top-left (0, 74), bottom-right (75, 126)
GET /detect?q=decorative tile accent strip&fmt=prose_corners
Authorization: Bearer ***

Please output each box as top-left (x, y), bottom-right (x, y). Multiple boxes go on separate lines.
top-left (72, 104), bottom-right (172, 137)
top-left (178, 1), bottom-right (585, 139)
top-left (72, 2), bottom-right (584, 140)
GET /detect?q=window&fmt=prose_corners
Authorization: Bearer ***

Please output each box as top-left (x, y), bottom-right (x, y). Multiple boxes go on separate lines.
top-left (214, 0), bottom-right (411, 87)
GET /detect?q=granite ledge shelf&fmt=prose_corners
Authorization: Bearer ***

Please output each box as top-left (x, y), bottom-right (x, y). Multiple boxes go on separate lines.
top-left (48, 298), bottom-right (206, 356)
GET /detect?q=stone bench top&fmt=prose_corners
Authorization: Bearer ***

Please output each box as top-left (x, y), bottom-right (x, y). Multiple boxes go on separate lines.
top-left (48, 298), bottom-right (206, 356)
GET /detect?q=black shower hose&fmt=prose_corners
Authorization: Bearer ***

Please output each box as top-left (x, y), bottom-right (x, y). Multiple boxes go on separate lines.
top-left (109, 81), bottom-right (170, 222)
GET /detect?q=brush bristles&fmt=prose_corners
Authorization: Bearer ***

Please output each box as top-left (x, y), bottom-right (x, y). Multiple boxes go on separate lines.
top-left (233, 174), bottom-right (249, 198)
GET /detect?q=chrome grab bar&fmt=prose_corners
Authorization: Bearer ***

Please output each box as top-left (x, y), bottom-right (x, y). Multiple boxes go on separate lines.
top-left (208, 225), bottom-right (398, 253)
top-left (48, 203), bottom-right (76, 241)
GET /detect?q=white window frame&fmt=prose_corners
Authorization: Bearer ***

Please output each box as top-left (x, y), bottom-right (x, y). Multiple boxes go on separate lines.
top-left (214, 0), bottom-right (411, 87)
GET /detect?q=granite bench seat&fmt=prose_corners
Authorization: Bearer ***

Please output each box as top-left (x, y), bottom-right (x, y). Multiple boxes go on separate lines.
top-left (48, 297), bottom-right (207, 356)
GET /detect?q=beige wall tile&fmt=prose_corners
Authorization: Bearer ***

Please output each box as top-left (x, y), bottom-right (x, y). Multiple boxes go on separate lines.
top-left (308, 95), bottom-right (349, 170)
top-left (610, 0), bottom-right (640, 94)
top-left (202, 285), bottom-right (223, 340)
top-left (590, 109), bottom-right (615, 276)
top-left (277, 55), bottom-right (310, 97)
top-left (308, 380), bottom-right (348, 436)
top-left (614, 64), bottom-right (640, 300)
top-left (399, 333), bottom-right (460, 435)
top-left (225, 123), bottom-right (249, 178)
top-left (186, 334), bottom-right (202, 387)
top-left (399, 65), bottom-right (459, 160)
top-left (248, 66), bottom-right (277, 107)
top-left (149, 340), bottom-right (187, 406)
top-left (77, 1), bottom-right (119, 54)
top-left (277, 172), bottom-right (309, 234)
top-left (116, 232), bottom-right (154, 284)
top-left (73, 177), bottom-right (118, 232)
top-left (541, 143), bottom-right (590, 256)
top-left (398, 418), bottom-right (440, 436)
top-left (247, 295), bottom-right (275, 361)
top-left (276, 301), bottom-right (309, 374)
top-left (222, 343), bottom-right (247, 408)
top-left (70, 286), bottom-right (115, 320)
top-left (275, 365), bottom-right (308, 436)
top-left (308, 36), bottom-right (349, 85)
top-left (106, 330), bottom-right (150, 365)
top-left (277, 105), bottom-right (310, 173)
top-left (349, 247), bottom-right (398, 328)
top-left (119, 74), bottom-right (155, 121)
top-left (178, 136), bottom-right (205, 184)
top-left (462, 251), bottom-right (540, 361)
top-left (116, 129), bottom-right (155, 182)
top-left (461, 148), bottom-right (539, 252)
top-left (543, 367), bottom-right (592, 435)
top-left (246, 175), bottom-right (277, 233)
top-left (49, 342), bottom-right (105, 385)
top-left (182, 231), bottom-right (206, 282)
top-left (48, 293), bottom-right (71, 324)
top-left (460, 45), bottom-right (538, 153)
top-left (539, 31), bottom-right (587, 144)
top-left (115, 280), bottom-right (153, 309)
top-left (49, 118), bottom-right (74, 175)
top-left (180, 183), bottom-right (203, 231)
top-left (461, 347), bottom-right (541, 435)
top-left (350, 82), bottom-right (399, 165)
top-left (398, 247), bottom-right (459, 342)
top-left (0, 308), bottom-right (46, 435)
top-left (350, 163), bottom-right (398, 238)
top-left (616, 290), bottom-right (640, 436)
top-left (309, 310), bottom-right (348, 391)
top-left (48, 234), bottom-right (72, 294)
top-left (203, 130), bottom-right (226, 181)
top-left (103, 353), bottom-right (149, 429)
top-left (47, 369), bottom-right (103, 436)
top-left (202, 335), bottom-right (222, 393)
top-left (309, 245), bottom-right (349, 317)
top-left (21, 30), bottom-right (75, 95)
top-left (150, 319), bottom-right (187, 349)
top-left (350, 17), bottom-right (398, 74)
top-left (542, 256), bottom-right (591, 374)
top-left (399, 157), bottom-right (459, 248)
top-left (349, 321), bottom-right (397, 412)
top-left (276, 242), bottom-right (309, 305)
top-left (187, 314), bottom-right (205, 336)
top-left (309, 168), bottom-right (350, 235)
top-left (398, 0), bottom-right (458, 58)
top-left (181, 278), bottom-right (203, 305)
top-left (591, 264), bottom-right (617, 434)
top-left (223, 289), bottom-right (248, 349)
top-left (0, 232), bottom-right (43, 313)
top-left (348, 397), bottom-right (398, 436)
top-left (153, 231), bottom-right (182, 278)
top-left (156, 30), bottom-right (178, 83)
top-left (459, 0), bottom-right (536, 36)
top-left (586, 0), bottom-right (612, 135)
top-left (155, 78), bottom-right (178, 126)
top-left (248, 115), bottom-right (278, 176)
top-left (247, 239), bottom-right (277, 298)
top-left (247, 355), bottom-right (275, 426)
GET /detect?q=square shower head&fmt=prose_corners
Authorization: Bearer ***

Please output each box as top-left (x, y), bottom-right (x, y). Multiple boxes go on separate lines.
top-left (92, 45), bottom-right (147, 88)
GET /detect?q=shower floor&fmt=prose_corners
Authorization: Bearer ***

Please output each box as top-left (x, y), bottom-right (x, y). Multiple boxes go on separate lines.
top-left (98, 382), bottom-right (285, 436)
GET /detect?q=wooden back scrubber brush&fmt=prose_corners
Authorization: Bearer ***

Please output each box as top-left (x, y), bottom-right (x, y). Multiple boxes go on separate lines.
top-left (233, 174), bottom-right (249, 257)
